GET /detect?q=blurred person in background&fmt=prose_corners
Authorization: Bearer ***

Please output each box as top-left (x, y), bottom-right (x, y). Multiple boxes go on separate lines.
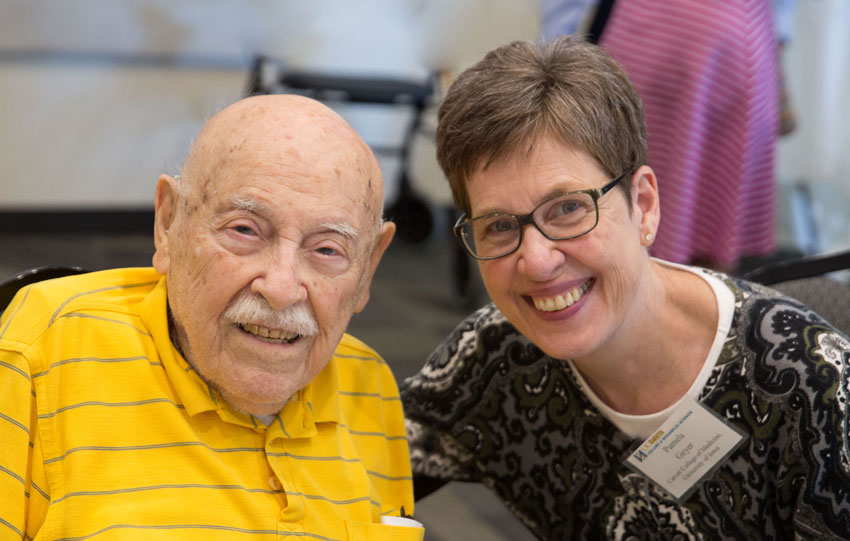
top-left (538, 0), bottom-right (600, 40)
top-left (773, 0), bottom-right (800, 135)
top-left (540, 0), bottom-right (783, 271)
top-left (402, 37), bottom-right (850, 539)
top-left (598, 0), bottom-right (780, 271)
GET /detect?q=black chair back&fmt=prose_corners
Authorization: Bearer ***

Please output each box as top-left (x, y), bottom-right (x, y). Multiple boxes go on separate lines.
top-left (0, 266), bottom-right (87, 310)
top-left (744, 250), bottom-right (850, 335)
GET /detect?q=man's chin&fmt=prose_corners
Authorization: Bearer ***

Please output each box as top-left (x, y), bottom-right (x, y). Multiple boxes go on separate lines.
top-left (218, 384), bottom-right (293, 417)
top-left (217, 365), bottom-right (307, 409)
top-left (200, 336), bottom-right (324, 415)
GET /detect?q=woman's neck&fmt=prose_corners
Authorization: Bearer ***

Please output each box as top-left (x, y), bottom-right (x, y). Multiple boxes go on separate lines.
top-left (570, 261), bottom-right (718, 415)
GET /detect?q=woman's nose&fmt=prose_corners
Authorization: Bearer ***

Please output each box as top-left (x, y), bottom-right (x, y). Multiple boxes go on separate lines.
top-left (515, 225), bottom-right (567, 280)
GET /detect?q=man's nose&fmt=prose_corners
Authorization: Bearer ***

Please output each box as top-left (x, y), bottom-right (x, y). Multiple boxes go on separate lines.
top-left (515, 224), bottom-right (567, 279)
top-left (250, 247), bottom-right (308, 311)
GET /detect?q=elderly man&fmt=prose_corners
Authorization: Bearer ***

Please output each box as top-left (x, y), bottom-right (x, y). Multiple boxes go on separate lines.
top-left (0, 95), bottom-right (422, 540)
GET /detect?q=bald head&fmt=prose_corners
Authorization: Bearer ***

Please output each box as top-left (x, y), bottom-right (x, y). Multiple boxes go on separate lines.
top-left (180, 94), bottom-right (385, 223)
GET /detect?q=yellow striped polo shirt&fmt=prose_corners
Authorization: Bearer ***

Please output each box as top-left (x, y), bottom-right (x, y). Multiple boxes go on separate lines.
top-left (0, 268), bottom-right (421, 541)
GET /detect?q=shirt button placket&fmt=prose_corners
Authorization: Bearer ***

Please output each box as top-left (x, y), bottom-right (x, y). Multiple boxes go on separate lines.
top-left (269, 476), bottom-right (282, 491)
top-left (267, 436), bottom-right (305, 531)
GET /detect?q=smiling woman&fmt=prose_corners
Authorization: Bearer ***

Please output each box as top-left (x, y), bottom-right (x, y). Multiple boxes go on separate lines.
top-left (461, 139), bottom-right (656, 364)
top-left (401, 36), bottom-right (850, 540)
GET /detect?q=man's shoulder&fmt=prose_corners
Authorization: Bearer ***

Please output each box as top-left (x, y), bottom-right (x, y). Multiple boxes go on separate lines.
top-left (332, 333), bottom-right (401, 394)
top-left (0, 267), bottom-right (161, 346)
top-left (333, 333), bottom-right (392, 374)
top-left (334, 333), bottom-right (384, 361)
top-left (7, 266), bottom-right (160, 307)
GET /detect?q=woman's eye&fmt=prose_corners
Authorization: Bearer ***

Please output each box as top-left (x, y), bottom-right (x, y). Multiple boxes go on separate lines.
top-left (556, 201), bottom-right (581, 215)
top-left (486, 218), bottom-right (517, 235)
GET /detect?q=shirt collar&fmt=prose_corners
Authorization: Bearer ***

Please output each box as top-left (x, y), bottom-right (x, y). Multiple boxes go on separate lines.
top-left (140, 276), bottom-right (222, 418)
top-left (140, 275), bottom-right (341, 431)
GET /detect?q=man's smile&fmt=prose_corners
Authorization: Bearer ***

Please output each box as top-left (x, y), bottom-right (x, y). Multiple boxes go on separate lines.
top-left (238, 323), bottom-right (301, 344)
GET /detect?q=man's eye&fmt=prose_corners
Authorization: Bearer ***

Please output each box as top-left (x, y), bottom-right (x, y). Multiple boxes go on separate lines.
top-left (317, 246), bottom-right (340, 257)
top-left (234, 225), bottom-right (257, 236)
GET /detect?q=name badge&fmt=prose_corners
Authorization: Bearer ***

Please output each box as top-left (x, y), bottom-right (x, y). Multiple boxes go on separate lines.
top-left (624, 395), bottom-right (745, 500)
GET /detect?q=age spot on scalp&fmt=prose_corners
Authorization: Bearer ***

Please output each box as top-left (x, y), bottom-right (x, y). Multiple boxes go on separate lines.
top-left (181, 198), bottom-right (199, 216)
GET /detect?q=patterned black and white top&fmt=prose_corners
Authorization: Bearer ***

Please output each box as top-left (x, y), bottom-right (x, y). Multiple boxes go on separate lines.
top-left (401, 273), bottom-right (850, 540)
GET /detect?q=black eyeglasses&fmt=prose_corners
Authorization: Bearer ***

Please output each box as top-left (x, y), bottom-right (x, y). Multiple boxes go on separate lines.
top-left (453, 173), bottom-right (626, 260)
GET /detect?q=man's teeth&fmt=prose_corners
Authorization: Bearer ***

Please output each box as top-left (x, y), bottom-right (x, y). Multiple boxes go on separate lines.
top-left (241, 323), bottom-right (299, 342)
top-left (533, 282), bottom-right (590, 312)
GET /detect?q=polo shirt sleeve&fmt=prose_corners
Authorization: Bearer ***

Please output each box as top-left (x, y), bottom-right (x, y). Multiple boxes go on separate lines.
top-left (0, 288), bottom-right (50, 540)
top-left (333, 334), bottom-right (419, 518)
top-left (0, 350), bottom-right (34, 540)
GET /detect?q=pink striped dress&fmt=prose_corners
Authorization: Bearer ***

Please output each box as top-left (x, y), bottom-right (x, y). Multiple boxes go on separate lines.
top-left (599, 0), bottom-right (779, 267)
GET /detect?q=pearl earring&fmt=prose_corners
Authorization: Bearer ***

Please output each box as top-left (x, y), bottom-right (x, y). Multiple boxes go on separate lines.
top-left (645, 233), bottom-right (654, 242)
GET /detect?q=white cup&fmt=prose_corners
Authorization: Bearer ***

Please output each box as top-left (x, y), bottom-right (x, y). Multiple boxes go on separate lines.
top-left (381, 515), bottom-right (424, 529)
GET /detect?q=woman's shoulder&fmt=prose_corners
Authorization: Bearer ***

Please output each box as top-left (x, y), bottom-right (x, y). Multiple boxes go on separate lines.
top-left (713, 273), bottom-right (850, 392)
top-left (720, 272), bottom-right (847, 332)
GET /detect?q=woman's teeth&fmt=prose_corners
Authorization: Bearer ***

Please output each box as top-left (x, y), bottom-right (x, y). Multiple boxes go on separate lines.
top-left (241, 323), bottom-right (299, 343)
top-left (532, 281), bottom-right (590, 312)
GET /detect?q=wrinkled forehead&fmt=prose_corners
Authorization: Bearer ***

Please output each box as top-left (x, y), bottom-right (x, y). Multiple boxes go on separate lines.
top-left (203, 102), bottom-right (371, 176)
top-left (183, 98), bottom-right (383, 221)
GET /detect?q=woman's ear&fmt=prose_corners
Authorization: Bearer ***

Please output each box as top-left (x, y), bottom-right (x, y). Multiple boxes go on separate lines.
top-left (631, 165), bottom-right (660, 245)
top-left (152, 174), bottom-right (179, 274)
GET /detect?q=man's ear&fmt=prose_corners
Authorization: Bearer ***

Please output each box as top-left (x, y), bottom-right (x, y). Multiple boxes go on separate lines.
top-left (353, 221), bottom-right (396, 313)
top-left (152, 174), bottom-right (179, 274)
top-left (630, 165), bottom-right (660, 244)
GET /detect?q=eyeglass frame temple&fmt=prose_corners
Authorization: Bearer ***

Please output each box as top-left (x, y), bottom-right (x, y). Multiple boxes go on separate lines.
top-left (452, 172), bottom-right (628, 260)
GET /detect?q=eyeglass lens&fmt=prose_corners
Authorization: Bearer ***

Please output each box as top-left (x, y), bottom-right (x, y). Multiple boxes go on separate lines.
top-left (462, 191), bottom-right (598, 258)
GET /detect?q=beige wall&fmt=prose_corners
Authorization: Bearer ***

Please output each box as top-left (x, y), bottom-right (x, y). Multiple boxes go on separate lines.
top-left (0, 0), bottom-right (539, 210)
top-left (0, 64), bottom-right (243, 208)
top-left (3, 0), bottom-right (846, 254)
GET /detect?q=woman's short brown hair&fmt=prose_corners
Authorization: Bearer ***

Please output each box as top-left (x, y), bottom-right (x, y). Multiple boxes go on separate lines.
top-left (436, 36), bottom-right (648, 214)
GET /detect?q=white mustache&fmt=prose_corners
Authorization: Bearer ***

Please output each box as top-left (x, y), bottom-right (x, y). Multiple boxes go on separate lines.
top-left (224, 293), bottom-right (318, 337)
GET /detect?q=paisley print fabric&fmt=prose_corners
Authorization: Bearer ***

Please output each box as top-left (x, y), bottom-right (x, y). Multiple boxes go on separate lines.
top-left (402, 274), bottom-right (850, 539)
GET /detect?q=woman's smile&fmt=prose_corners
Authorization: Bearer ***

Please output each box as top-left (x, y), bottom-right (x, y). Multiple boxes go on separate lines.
top-left (530, 278), bottom-right (593, 312)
